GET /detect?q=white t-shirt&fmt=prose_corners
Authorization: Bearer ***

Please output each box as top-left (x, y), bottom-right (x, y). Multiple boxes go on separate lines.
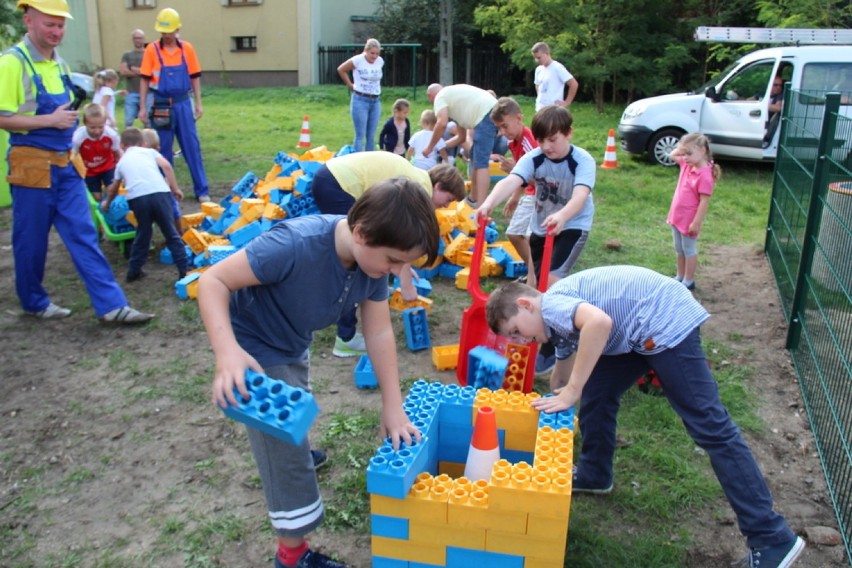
top-left (352, 53), bottom-right (384, 96)
top-left (114, 146), bottom-right (171, 201)
top-left (408, 130), bottom-right (445, 170)
top-left (433, 85), bottom-right (497, 129)
top-left (534, 60), bottom-right (574, 110)
top-left (93, 86), bottom-right (117, 124)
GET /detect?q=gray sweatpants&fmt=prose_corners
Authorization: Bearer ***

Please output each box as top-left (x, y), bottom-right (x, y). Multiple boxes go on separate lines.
top-left (245, 351), bottom-right (324, 537)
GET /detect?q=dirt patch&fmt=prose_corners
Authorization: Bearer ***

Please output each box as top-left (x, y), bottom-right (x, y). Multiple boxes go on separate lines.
top-left (0, 209), bottom-right (846, 567)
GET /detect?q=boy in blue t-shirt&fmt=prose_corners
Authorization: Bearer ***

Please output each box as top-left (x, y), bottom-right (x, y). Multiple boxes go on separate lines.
top-left (478, 105), bottom-right (595, 376)
top-left (198, 179), bottom-right (439, 568)
top-left (486, 266), bottom-right (805, 568)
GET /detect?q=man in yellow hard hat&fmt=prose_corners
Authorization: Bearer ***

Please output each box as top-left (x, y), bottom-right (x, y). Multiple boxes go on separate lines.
top-left (0, 0), bottom-right (154, 323)
top-left (138, 7), bottom-right (210, 203)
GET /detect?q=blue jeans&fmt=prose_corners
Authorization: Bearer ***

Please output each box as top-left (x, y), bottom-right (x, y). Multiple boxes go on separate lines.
top-left (575, 327), bottom-right (795, 548)
top-left (123, 92), bottom-right (152, 128)
top-left (471, 114), bottom-right (499, 168)
top-left (350, 92), bottom-right (381, 152)
top-left (127, 192), bottom-right (188, 277)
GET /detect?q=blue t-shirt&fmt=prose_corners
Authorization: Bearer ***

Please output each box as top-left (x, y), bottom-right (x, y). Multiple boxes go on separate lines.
top-left (540, 265), bottom-right (709, 360)
top-left (230, 215), bottom-right (389, 367)
top-left (510, 145), bottom-right (596, 236)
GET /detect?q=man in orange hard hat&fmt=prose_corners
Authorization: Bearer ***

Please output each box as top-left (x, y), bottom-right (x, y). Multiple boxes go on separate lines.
top-left (137, 7), bottom-right (210, 203)
top-left (0, 0), bottom-right (154, 323)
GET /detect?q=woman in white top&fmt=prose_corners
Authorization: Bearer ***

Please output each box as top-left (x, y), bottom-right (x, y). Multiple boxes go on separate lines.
top-left (337, 38), bottom-right (384, 152)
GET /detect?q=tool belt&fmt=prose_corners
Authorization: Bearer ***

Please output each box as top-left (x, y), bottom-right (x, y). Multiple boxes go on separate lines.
top-left (6, 146), bottom-right (72, 189)
top-left (151, 99), bottom-right (173, 130)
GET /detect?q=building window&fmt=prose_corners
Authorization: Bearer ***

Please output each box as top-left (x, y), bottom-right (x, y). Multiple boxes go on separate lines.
top-left (126, 0), bottom-right (156, 8)
top-left (224, 0), bottom-right (262, 6)
top-left (232, 36), bottom-right (257, 52)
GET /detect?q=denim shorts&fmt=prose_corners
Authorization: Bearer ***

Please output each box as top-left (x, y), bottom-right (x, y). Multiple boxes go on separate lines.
top-left (471, 113), bottom-right (498, 169)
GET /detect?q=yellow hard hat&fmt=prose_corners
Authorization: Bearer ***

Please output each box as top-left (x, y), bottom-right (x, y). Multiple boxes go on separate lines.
top-left (154, 8), bottom-right (181, 33)
top-left (16, 0), bottom-right (73, 19)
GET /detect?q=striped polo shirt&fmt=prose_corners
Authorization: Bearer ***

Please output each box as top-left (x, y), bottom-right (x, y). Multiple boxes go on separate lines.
top-left (540, 265), bottom-right (709, 359)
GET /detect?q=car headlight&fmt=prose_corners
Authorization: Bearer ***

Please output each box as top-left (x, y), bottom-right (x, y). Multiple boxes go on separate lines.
top-left (622, 103), bottom-right (647, 120)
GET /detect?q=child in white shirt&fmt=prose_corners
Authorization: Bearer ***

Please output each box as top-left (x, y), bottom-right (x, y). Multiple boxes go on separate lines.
top-left (407, 109), bottom-right (447, 170)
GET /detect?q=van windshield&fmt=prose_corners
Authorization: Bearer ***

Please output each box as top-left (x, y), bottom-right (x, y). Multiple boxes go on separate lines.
top-left (692, 61), bottom-right (739, 94)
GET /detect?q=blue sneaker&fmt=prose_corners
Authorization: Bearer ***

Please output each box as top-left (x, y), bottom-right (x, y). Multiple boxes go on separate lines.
top-left (572, 466), bottom-right (614, 495)
top-left (735, 536), bottom-right (805, 568)
top-left (311, 449), bottom-right (328, 470)
top-left (274, 549), bottom-right (347, 568)
top-left (535, 353), bottom-right (556, 376)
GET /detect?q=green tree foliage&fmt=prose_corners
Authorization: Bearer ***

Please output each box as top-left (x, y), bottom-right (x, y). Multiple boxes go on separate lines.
top-left (0, 2), bottom-right (26, 49)
top-left (372, 0), bottom-right (482, 51)
top-left (755, 0), bottom-right (852, 28)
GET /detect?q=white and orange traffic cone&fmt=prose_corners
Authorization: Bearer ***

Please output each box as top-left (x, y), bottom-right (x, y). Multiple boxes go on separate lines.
top-left (600, 128), bottom-right (618, 169)
top-left (464, 406), bottom-right (500, 481)
top-left (297, 115), bottom-right (312, 148)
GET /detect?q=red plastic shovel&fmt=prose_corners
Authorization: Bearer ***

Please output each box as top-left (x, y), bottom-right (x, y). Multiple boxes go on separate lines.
top-left (456, 220), bottom-right (553, 392)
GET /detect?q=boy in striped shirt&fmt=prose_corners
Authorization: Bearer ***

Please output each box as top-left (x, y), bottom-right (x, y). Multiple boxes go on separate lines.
top-left (486, 265), bottom-right (805, 568)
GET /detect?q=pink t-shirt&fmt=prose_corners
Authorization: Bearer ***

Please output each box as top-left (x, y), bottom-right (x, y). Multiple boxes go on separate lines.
top-left (666, 156), bottom-right (715, 236)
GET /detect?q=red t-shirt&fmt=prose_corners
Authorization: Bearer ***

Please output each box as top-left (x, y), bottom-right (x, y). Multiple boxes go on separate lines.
top-left (509, 127), bottom-right (538, 195)
top-left (72, 126), bottom-right (120, 175)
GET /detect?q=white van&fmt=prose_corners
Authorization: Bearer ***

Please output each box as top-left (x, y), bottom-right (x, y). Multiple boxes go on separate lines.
top-left (617, 45), bottom-right (852, 166)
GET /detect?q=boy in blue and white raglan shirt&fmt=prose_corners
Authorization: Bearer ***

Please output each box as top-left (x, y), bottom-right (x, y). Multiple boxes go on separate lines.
top-left (479, 105), bottom-right (595, 376)
top-left (485, 266), bottom-right (805, 568)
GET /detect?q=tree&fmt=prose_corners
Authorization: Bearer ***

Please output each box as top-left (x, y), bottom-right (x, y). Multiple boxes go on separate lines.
top-left (0, 2), bottom-right (26, 49)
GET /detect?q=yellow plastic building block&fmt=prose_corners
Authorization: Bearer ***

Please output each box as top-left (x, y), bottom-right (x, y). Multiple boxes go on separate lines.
top-left (125, 210), bottom-right (137, 227)
top-left (431, 344), bottom-right (459, 370)
top-left (262, 202), bottom-right (286, 220)
top-left (454, 199), bottom-right (478, 234)
top-left (435, 208), bottom-right (457, 236)
top-left (443, 233), bottom-right (473, 265)
top-left (201, 201), bottom-right (224, 219)
top-left (388, 289), bottom-right (432, 313)
top-left (455, 267), bottom-right (469, 290)
top-left (182, 227), bottom-right (209, 254)
top-left (181, 211), bottom-right (206, 230)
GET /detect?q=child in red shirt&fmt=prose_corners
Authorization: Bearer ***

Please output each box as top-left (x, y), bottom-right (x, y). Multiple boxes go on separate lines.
top-left (72, 103), bottom-right (121, 201)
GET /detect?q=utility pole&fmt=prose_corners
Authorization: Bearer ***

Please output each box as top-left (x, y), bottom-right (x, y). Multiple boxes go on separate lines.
top-left (438, 0), bottom-right (453, 85)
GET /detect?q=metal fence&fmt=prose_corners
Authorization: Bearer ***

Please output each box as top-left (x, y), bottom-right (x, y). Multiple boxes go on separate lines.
top-left (317, 44), bottom-right (528, 97)
top-left (765, 88), bottom-right (852, 564)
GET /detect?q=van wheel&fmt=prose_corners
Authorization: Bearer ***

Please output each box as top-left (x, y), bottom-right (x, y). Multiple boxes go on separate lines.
top-left (648, 129), bottom-right (683, 167)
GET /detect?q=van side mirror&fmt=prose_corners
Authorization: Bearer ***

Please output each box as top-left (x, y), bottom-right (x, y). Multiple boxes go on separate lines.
top-left (705, 86), bottom-right (720, 102)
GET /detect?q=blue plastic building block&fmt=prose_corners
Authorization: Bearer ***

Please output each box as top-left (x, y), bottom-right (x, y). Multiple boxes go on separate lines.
top-left (221, 370), bottom-right (319, 445)
top-left (438, 263), bottom-right (464, 279)
top-left (299, 160), bottom-right (323, 176)
top-left (503, 259), bottom-right (528, 278)
top-left (102, 195), bottom-right (130, 225)
top-left (485, 224), bottom-right (499, 244)
top-left (489, 247), bottom-right (510, 267)
top-left (414, 262), bottom-right (442, 280)
top-left (206, 245), bottom-right (238, 265)
top-left (231, 172), bottom-right (259, 198)
top-left (371, 514), bottom-right (410, 539)
top-left (392, 276), bottom-right (432, 297)
top-left (334, 144), bottom-right (354, 157)
top-left (402, 307), bottom-right (431, 352)
top-left (366, 435), bottom-right (432, 499)
top-left (273, 151), bottom-right (301, 176)
top-left (537, 398), bottom-right (575, 430)
top-left (354, 354), bottom-right (379, 389)
top-left (295, 174), bottom-right (314, 194)
top-left (228, 220), bottom-right (263, 248)
top-left (175, 272), bottom-right (201, 300)
top-left (284, 192), bottom-right (320, 218)
top-left (159, 247), bottom-right (174, 265)
top-left (468, 346), bottom-right (509, 390)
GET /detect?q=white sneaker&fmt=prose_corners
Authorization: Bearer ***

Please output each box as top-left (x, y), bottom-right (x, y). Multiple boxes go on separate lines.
top-left (27, 303), bottom-right (71, 319)
top-left (101, 306), bottom-right (155, 324)
top-left (333, 332), bottom-right (367, 358)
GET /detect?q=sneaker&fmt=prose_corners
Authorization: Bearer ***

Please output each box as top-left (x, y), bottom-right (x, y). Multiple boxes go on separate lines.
top-left (311, 449), bottom-right (329, 470)
top-left (274, 549), bottom-right (347, 568)
top-left (333, 332), bottom-right (366, 358)
top-left (683, 280), bottom-right (696, 291)
top-left (26, 302), bottom-right (71, 320)
top-left (101, 306), bottom-right (155, 324)
top-left (535, 353), bottom-right (556, 376)
top-left (572, 467), bottom-right (614, 495)
top-left (126, 270), bottom-right (146, 283)
top-left (197, 195), bottom-right (211, 203)
top-left (734, 536), bottom-right (805, 568)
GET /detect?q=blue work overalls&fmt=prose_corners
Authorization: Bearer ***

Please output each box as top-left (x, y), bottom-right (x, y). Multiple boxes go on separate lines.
top-left (152, 43), bottom-right (209, 199)
top-left (7, 44), bottom-right (127, 316)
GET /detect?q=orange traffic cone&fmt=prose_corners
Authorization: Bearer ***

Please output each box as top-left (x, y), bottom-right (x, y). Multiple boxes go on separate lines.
top-left (297, 115), bottom-right (311, 148)
top-left (464, 406), bottom-right (500, 481)
top-left (600, 128), bottom-right (618, 169)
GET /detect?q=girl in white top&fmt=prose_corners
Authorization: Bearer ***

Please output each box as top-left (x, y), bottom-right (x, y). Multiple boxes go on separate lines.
top-left (337, 38), bottom-right (385, 152)
top-left (93, 69), bottom-right (125, 130)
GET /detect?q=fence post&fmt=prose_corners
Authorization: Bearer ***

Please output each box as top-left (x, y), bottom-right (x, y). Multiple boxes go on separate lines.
top-left (785, 92), bottom-right (842, 350)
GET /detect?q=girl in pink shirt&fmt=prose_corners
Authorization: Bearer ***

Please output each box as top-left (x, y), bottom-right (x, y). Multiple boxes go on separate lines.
top-left (666, 132), bottom-right (721, 291)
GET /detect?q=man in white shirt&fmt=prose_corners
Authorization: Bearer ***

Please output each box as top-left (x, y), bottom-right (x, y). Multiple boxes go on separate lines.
top-left (532, 42), bottom-right (579, 111)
